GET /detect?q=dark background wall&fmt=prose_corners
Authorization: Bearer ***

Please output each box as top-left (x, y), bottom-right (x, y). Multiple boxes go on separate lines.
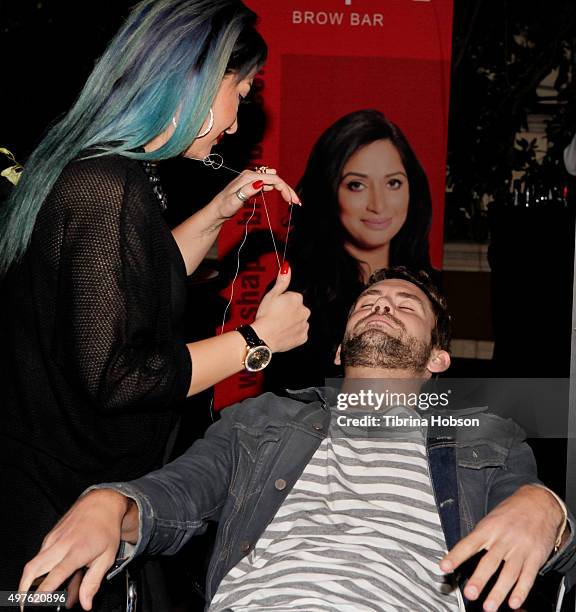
top-left (2, 2), bottom-right (576, 609)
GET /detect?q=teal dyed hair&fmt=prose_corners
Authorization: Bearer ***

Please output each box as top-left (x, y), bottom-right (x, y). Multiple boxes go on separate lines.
top-left (0, 0), bottom-right (266, 274)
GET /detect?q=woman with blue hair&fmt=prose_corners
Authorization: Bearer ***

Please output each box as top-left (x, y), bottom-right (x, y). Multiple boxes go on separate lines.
top-left (0, 0), bottom-right (309, 603)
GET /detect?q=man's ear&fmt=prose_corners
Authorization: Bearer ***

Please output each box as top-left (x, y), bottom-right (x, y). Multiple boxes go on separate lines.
top-left (427, 348), bottom-right (450, 374)
top-left (334, 344), bottom-right (342, 366)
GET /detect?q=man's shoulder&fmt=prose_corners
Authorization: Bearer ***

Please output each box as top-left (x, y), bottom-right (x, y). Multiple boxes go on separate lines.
top-left (220, 388), bottom-right (327, 427)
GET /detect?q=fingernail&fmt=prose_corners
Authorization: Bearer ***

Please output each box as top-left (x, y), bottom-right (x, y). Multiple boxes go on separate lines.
top-left (280, 261), bottom-right (290, 275)
top-left (440, 560), bottom-right (453, 573)
top-left (466, 585), bottom-right (478, 599)
top-left (509, 597), bottom-right (521, 609)
top-left (484, 600), bottom-right (496, 611)
top-left (252, 180), bottom-right (264, 189)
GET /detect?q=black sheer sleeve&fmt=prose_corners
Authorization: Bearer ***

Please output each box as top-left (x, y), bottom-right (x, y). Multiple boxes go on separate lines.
top-left (50, 157), bottom-right (191, 412)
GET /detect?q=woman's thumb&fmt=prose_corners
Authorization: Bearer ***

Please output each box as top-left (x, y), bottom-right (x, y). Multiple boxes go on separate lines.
top-left (268, 261), bottom-right (291, 296)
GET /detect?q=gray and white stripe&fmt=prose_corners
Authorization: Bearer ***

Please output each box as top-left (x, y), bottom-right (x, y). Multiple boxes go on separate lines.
top-left (210, 414), bottom-right (463, 611)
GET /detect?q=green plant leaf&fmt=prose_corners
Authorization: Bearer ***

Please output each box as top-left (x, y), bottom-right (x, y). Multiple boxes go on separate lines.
top-left (0, 148), bottom-right (16, 162)
top-left (1, 165), bottom-right (23, 186)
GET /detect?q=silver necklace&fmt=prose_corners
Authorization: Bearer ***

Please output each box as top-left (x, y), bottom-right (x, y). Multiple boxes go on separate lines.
top-left (140, 160), bottom-right (168, 211)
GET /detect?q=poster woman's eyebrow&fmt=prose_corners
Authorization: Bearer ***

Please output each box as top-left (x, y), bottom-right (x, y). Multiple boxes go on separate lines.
top-left (341, 171), bottom-right (369, 180)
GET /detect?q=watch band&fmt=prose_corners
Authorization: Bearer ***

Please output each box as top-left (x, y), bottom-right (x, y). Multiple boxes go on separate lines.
top-left (236, 324), bottom-right (267, 348)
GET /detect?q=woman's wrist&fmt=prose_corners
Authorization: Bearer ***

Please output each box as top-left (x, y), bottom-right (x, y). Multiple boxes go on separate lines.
top-left (210, 193), bottom-right (236, 222)
top-left (250, 319), bottom-right (276, 352)
top-left (198, 199), bottom-right (228, 234)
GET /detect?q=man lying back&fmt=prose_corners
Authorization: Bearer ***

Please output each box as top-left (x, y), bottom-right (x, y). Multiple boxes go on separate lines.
top-left (21, 267), bottom-right (576, 610)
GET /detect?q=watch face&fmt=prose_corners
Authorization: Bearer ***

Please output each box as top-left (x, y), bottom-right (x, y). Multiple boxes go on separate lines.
top-left (245, 346), bottom-right (272, 372)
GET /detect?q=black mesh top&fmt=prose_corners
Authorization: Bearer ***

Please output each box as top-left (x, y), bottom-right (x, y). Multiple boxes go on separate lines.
top-left (0, 154), bottom-right (191, 510)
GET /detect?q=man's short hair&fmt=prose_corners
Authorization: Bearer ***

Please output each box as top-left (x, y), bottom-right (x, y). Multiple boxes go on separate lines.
top-left (362, 267), bottom-right (451, 351)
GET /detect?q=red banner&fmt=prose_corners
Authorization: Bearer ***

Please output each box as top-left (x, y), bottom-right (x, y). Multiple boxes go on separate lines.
top-left (216, 0), bottom-right (454, 407)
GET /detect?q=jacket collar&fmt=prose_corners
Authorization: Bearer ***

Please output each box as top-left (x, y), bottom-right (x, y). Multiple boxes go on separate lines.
top-left (285, 385), bottom-right (339, 408)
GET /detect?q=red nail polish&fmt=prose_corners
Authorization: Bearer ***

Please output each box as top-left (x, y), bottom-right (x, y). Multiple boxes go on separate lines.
top-left (280, 261), bottom-right (290, 275)
top-left (252, 180), bottom-right (264, 189)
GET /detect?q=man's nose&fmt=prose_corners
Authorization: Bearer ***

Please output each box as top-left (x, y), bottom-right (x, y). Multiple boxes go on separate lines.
top-left (372, 298), bottom-right (392, 314)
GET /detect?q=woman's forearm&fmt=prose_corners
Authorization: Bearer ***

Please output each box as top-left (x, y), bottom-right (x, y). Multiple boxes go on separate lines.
top-left (171, 201), bottom-right (225, 276)
top-left (184, 265), bottom-right (310, 398)
top-left (186, 330), bottom-right (246, 396)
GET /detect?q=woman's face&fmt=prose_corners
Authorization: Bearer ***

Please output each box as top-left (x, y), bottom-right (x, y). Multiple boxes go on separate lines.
top-left (145, 70), bottom-right (255, 157)
top-left (183, 71), bottom-right (256, 159)
top-left (338, 139), bottom-right (409, 253)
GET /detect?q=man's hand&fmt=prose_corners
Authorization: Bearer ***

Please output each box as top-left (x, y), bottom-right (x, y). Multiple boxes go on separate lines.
top-left (19, 489), bottom-right (138, 611)
top-left (439, 484), bottom-right (565, 611)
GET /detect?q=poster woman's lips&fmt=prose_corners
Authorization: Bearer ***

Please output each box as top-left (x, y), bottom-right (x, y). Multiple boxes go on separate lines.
top-left (362, 218), bottom-right (392, 230)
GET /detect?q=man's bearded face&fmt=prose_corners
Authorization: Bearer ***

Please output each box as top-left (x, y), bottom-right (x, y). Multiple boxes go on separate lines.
top-left (341, 311), bottom-right (433, 372)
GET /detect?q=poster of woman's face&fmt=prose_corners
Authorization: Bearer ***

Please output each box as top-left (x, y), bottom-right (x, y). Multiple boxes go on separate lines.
top-left (216, 0), bottom-right (454, 405)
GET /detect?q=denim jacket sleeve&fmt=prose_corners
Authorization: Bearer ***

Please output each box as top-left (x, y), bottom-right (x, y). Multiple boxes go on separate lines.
top-left (86, 404), bottom-right (242, 578)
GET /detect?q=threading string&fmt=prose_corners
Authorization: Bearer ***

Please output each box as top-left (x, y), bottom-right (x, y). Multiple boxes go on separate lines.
top-left (218, 197), bottom-right (257, 336)
top-left (191, 153), bottom-right (295, 421)
top-left (195, 153), bottom-right (291, 276)
top-left (197, 153), bottom-right (239, 175)
top-left (261, 189), bottom-right (281, 271)
top-left (282, 200), bottom-right (294, 266)
top-left (211, 196), bottom-right (256, 424)
top-left (201, 155), bottom-right (284, 271)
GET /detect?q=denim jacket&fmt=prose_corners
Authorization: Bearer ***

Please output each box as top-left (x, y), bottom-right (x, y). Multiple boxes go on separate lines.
top-left (98, 387), bottom-right (576, 609)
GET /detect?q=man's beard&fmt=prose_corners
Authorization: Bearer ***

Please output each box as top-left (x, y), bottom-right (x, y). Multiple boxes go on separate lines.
top-left (341, 325), bottom-right (433, 372)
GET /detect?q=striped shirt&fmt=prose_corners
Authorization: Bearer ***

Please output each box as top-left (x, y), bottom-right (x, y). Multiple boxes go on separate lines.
top-left (210, 407), bottom-right (464, 611)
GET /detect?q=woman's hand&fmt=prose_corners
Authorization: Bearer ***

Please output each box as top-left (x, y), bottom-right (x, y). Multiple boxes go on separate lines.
top-left (19, 490), bottom-right (136, 611)
top-left (212, 168), bottom-right (301, 221)
top-left (173, 167), bottom-right (300, 276)
top-left (251, 264), bottom-right (309, 353)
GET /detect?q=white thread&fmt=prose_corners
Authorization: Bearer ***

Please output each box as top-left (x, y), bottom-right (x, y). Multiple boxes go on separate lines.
top-left (261, 189), bottom-right (281, 270)
top-left (190, 154), bottom-right (296, 420)
top-left (282, 201), bottom-right (294, 266)
top-left (193, 155), bottom-right (289, 274)
top-left (202, 153), bottom-right (224, 170)
top-left (219, 197), bottom-right (257, 335)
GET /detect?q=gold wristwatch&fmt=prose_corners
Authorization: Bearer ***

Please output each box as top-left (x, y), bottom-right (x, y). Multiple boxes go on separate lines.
top-left (236, 325), bottom-right (272, 372)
